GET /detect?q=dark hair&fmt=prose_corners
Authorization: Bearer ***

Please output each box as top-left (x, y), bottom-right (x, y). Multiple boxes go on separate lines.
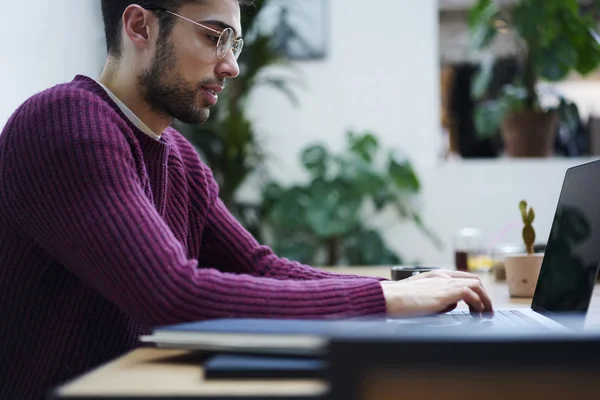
top-left (101, 0), bottom-right (254, 58)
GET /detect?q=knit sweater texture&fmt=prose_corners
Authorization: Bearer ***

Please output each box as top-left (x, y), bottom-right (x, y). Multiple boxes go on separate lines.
top-left (0, 75), bottom-right (387, 399)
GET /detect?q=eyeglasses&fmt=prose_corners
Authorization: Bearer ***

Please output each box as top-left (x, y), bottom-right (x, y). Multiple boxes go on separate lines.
top-left (144, 6), bottom-right (243, 60)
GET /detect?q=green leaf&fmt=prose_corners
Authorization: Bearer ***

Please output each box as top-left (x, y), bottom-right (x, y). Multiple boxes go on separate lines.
top-left (513, 0), bottom-right (540, 42)
top-left (539, 14), bottom-right (563, 47)
top-left (261, 181), bottom-right (283, 202)
top-left (387, 152), bottom-right (420, 192)
top-left (273, 233), bottom-right (318, 265)
top-left (473, 100), bottom-right (505, 139)
top-left (574, 30), bottom-right (600, 75)
top-left (268, 186), bottom-right (308, 231)
top-left (343, 229), bottom-right (401, 266)
top-left (467, 0), bottom-right (499, 51)
top-left (302, 178), bottom-right (362, 239)
top-left (394, 197), bottom-right (411, 218)
top-left (337, 154), bottom-right (386, 196)
top-left (536, 36), bottom-right (578, 81)
top-left (301, 145), bottom-right (329, 179)
top-left (371, 187), bottom-right (394, 212)
top-left (467, 0), bottom-right (493, 27)
top-left (304, 199), bottom-right (359, 239)
top-left (348, 131), bottom-right (378, 163)
top-left (471, 56), bottom-right (495, 100)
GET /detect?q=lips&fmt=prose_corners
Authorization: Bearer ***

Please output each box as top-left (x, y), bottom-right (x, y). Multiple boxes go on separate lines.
top-left (200, 85), bottom-right (223, 106)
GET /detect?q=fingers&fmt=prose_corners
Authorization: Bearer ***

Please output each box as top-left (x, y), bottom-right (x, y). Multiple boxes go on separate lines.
top-left (430, 272), bottom-right (493, 315)
top-left (416, 270), bottom-right (481, 281)
top-left (407, 271), bottom-right (451, 281)
top-left (435, 270), bottom-right (482, 280)
top-left (443, 283), bottom-right (491, 315)
top-left (467, 280), bottom-right (494, 315)
top-left (461, 287), bottom-right (485, 313)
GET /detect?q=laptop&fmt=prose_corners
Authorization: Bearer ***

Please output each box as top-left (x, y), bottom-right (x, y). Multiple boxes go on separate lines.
top-left (388, 159), bottom-right (600, 332)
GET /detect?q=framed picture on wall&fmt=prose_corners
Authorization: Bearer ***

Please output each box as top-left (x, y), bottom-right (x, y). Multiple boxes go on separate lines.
top-left (257, 0), bottom-right (329, 61)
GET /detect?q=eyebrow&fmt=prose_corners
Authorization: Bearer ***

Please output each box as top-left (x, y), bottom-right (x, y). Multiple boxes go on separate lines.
top-left (200, 20), bottom-right (241, 38)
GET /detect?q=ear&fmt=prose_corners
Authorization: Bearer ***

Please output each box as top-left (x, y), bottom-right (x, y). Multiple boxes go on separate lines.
top-left (121, 5), bottom-right (156, 50)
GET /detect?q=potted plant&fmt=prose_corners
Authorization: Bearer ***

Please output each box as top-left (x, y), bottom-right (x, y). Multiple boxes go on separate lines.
top-left (468, 0), bottom-right (600, 157)
top-left (504, 200), bottom-right (544, 297)
top-left (258, 130), bottom-right (442, 267)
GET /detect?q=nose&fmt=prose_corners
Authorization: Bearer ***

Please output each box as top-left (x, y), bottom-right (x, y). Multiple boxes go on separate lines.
top-left (215, 50), bottom-right (240, 79)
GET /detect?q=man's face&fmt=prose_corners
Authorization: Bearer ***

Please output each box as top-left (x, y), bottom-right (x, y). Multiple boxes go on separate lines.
top-left (138, 0), bottom-right (242, 124)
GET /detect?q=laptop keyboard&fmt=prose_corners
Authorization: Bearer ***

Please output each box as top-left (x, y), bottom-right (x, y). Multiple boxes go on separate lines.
top-left (448, 309), bottom-right (548, 329)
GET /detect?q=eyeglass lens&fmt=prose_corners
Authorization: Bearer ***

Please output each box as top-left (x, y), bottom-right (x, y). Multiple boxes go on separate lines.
top-left (217, 28), bottom-right (242, 59)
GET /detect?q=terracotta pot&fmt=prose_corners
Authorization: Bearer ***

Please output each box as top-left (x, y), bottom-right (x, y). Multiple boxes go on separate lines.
top-left (504, 253), bottom-right (544, 297)
top-left (501, 110), bottom-right (557, 157)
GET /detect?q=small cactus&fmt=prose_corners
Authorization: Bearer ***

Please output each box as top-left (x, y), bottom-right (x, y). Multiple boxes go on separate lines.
top-left (519, 200), bottom-right (536, 254)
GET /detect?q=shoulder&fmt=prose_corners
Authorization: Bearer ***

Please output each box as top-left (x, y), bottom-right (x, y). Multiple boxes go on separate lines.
top-left (11, 78), bottom-right (114, 122)
top-left (1, 78), bottom-right (131, 151)
top-left (0, 79), bottom-right (138, 189)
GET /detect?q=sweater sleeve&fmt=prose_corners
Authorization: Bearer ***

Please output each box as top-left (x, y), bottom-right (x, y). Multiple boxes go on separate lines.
top-left (0, 90), bottom-right (387, 328)
top-left (199, 186), bottom-right (389, 282)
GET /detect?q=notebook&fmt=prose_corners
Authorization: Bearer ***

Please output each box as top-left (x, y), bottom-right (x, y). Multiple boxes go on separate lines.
top-left (203, 354), bottom-right (326, 379)
top-left (139, 318), bottom-right (386, 356)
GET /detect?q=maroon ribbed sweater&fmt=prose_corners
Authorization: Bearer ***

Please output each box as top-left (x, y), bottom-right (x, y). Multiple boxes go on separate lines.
top-left (0, 75), bottom-right (387, 399)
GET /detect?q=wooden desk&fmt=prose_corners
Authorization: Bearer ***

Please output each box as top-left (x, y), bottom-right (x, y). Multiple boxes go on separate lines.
top-left (55, 347), bottom-right (328, 399)
top-left (54, 267), bottom-right (600, 399)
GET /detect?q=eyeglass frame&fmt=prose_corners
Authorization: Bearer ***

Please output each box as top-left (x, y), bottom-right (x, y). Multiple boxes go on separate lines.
top-left (143, 5), bottom-right (244, 60)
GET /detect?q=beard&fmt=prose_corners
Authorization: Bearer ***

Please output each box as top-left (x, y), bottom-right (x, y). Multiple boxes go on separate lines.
top-left (138, 36), bottom-right (218, 125)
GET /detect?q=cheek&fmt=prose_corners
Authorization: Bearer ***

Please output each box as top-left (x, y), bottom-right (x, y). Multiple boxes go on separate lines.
top-left (175, 42), bottom-right (217, 80)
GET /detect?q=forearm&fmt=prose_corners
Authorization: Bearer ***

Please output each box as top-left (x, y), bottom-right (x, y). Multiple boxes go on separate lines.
top-left (165, 268), bottom-right (387, 323)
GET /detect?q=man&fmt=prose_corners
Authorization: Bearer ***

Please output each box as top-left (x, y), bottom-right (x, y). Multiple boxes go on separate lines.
top-left (0, 1), bottom-right (493, 398)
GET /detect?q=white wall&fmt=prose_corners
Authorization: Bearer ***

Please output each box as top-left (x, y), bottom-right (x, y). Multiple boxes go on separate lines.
top-left (247, 0), bottom-right (442, 178)
top-left (0, 0), bottom-right (106, 127)
top-left (246, 0), bottom-right (600, 266)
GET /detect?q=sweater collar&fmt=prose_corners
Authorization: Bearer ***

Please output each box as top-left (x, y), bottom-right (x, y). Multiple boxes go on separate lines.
top-left (93, 79), bottom-right (161, 141)
top-left (72, 75), bottom-right (168, 143)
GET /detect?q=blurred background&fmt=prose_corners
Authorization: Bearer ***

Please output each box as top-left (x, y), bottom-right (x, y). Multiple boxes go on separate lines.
top-left (1, 0), bottom-right (599, 269)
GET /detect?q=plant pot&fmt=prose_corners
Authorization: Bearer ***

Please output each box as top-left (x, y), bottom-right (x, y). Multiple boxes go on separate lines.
top-left (504, 253), bottom-right (544, 297)
top-left (501, 110), bottom-right (558, 157)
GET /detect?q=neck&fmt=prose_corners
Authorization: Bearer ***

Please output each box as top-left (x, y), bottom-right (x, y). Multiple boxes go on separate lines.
top-left (98, 59), bottom-right (173, 135)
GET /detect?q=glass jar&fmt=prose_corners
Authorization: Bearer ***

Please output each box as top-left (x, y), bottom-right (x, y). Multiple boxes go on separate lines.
top-left (453, 227), bottom-right (486, 272)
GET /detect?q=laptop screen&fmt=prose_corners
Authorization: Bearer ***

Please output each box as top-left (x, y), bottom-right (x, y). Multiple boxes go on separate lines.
top-left (532, 161), bottom-right (600, 314)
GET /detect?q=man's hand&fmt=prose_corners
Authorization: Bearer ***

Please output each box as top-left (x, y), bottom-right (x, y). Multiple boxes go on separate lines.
top-left (380, 270), bottom-right (494, 317)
